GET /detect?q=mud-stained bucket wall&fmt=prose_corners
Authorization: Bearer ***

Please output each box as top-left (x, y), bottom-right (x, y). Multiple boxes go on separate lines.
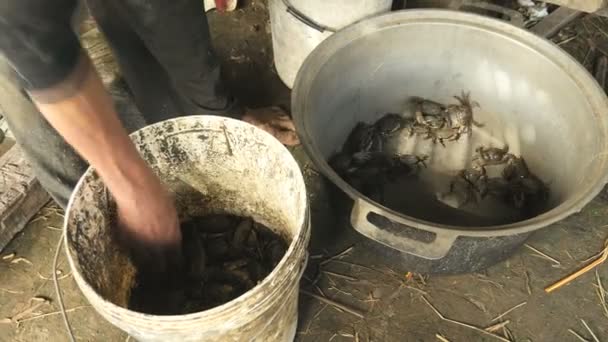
top-left (63, 116), bottom-right (309, 342)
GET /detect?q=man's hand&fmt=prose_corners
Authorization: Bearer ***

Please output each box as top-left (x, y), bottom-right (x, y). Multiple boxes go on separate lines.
top-left (32, 56), bottom-right (182, 273)
top-left (113, 166), bottom-right (182, 273)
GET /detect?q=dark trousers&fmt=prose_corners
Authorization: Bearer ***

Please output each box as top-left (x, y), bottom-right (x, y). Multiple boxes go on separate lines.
top-left (0, 0), bottom-right (236, 208)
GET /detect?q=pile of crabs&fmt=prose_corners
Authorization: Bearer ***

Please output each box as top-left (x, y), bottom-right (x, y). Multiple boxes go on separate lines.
top-left (330, 91), bottom-right (549, 216)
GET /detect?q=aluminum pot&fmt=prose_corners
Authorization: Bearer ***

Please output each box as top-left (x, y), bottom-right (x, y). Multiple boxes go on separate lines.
top-left (292, 10), bottom-right (608, 273)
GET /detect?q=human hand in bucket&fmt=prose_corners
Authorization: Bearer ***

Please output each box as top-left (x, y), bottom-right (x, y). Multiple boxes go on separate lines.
top-left (113, 165), bottom-right (183, 277)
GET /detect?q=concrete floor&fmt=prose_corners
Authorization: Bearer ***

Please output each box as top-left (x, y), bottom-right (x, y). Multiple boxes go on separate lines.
top-left (3, 1), bottom-right (608, 341)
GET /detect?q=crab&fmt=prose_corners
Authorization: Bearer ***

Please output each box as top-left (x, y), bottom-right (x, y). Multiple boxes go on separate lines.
top-left (445, 91), bottom-right (484, 136)
top-left (370, 131), bottom-right (384, 152)
top-left (350, 151), bottom-right (387, 166)
top-left (473, 145), bottom-right (512, 166)
top-left (386, 153), bottom-right (428, 179)
top-left (502, 155), bottom-right (531, 181)
top-left (502, 156), bottom-right (549, 209)
top-left (394, 153), bottom-right (429, 169)
top-left (484, 177), bottom-right (510, 199)
top-left (346, 154), bottom-right (392, 202)
top-left (449, 165), bottom-right (488, 203)
top-left (507, 174), bottom-right (549, 208)
top-left (421, 100), bottom-right (446, 116)
top-left (425, 126), bottom-right (460, 147)
top-left (505, 181), bottom-right (538, 209)
top-left (447, 176), bottom-right (481, 206)
top-left (348, 151), bottom-right (425, 182)
top-left (460, 165), bottom-right (488, 195)
top-left (344, 122), bottom-right (376, 153)
top-left (415, 107), bottom-right (448, 131)
top-left (347, 152), bottom-right (393, 178)
top-left (329, 152), bottom-right (353, 176)
top-left (403, 119), bottom-right (432, 137)
top-left (411, 96), bottom-right (446, 116)
top-left (374, 113), bottom-right (408, 137)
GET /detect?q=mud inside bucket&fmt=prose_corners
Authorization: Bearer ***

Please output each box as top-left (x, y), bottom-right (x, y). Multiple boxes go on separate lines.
top-left (64, 116), bottom-right (309, 342)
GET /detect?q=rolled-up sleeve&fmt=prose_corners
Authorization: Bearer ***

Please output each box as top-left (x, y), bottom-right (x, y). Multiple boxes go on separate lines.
top-left (0, 0), bottom-right (81, 92)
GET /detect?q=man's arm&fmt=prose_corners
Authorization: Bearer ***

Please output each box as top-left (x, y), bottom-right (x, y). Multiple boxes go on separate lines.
top-left (33, 56), bottom-right (181, 262)
top-left (1, 1), bottom-right (181, 270)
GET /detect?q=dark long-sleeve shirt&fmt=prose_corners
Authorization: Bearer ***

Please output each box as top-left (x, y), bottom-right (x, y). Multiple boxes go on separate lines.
top-left (0, 0), bottom-right (81, 90)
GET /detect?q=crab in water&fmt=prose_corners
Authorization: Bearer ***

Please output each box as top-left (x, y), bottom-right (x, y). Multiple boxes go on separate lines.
top-left (374, 113), bottom-right (408, 137)
top-left (403, 118), bottom-right (431, 137)
top-left (502, 156), bottom-right (549, 209)
top-left (342, 152), bottom-right (392, 201)
top-left (394, 153), bottom-right (429, 169)
top-left (348, 151), bottom-right (425, 180)
top-left (425, 126), bottom-right (460, 147)
top-left (449, 164), bottom-right (488, 204)
top-left (344, 122), bottom-right (377, 153)
top-left (415, 105), bottom-right (447, 131)
top-left (411, 96), bottom-right (446, 116)
top-left (502, 155), bottom-right (531, 181)
top-left (460, 164), bottom-right (489, 195)
top-left (473, 145), bottom-right (512, 166)
top-left (445, 91), bottom-right (483, 137)
top-left (484, 177), bottom-right (510, 199)
top-left (329, 152), bottom-right (354, 176)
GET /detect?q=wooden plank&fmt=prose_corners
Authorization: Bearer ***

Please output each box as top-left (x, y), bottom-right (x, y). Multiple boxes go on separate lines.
top-left (544, 0), bottom-right (606, 13)
top-left (0, 146), bottom-right (50, 252)
top-left (530, 7), bottom-right (584, 38)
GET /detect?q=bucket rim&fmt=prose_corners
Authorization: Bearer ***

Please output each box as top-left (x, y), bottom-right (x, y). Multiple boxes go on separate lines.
top-left (292, 9), bottom-right (608, 237)
top-left (64, 115), bottom-right (310, 326)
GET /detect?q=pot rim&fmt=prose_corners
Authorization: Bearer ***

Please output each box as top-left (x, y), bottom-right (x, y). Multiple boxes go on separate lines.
top-left (292, 9), bottom-right (608, 237)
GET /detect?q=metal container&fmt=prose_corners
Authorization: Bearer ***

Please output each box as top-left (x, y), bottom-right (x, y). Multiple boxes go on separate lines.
top-left (64, 116), bottom-right (309, 341)
top-left (293, 10), bottom-right (608, 273)
top-left (268, 0), bottom-right (392, 88)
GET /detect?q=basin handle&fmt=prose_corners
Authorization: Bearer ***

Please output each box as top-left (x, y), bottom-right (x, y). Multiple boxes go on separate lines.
top-left (350, 198), bottom-right (458, 260)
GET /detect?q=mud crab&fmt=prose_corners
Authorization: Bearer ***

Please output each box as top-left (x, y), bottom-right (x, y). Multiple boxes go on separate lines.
top-left (473, 145), bottom-right (512, 166)
top-left (449, 164), bottom-right (488, 204)
top-left (374, 113), bottom-right (408, 137)
top-left (411, 96), bottom-right (446, 116)
top-left (344, 122), bottom-right (377, 153)
top-left (502, 156), bottom-right (549, 209)
top-left (445, 91), bottom-right (483, 137)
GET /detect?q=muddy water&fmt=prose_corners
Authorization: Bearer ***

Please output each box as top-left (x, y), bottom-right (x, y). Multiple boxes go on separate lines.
top-left (378, 173), bottom-right (529, 228)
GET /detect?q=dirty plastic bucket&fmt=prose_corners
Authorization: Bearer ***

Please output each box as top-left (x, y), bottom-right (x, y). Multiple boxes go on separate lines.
top-left (268, 0), bottom-right (392, 88)
top-left (292, 10), bottom-right (608, 273)
top-left (64, 116), bottom-right (309, 341)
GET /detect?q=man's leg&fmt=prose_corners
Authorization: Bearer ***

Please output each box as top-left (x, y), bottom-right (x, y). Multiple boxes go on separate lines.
top-left (107, 0), bottom-right (299, 144)
top-left (105, 0), bottom-right (233, 116)
top-left (85, 0), bottom-right (185, 124)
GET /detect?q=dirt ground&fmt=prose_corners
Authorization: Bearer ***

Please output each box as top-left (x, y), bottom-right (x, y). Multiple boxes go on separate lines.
top-left (2, 1), bottom-right (608, 341)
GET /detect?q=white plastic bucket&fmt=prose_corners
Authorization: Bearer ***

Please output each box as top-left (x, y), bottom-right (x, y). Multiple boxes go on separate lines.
top-left (64, 116), bottom-right (309, 341)
top-left (268, 0), bottom-right (392, 88)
